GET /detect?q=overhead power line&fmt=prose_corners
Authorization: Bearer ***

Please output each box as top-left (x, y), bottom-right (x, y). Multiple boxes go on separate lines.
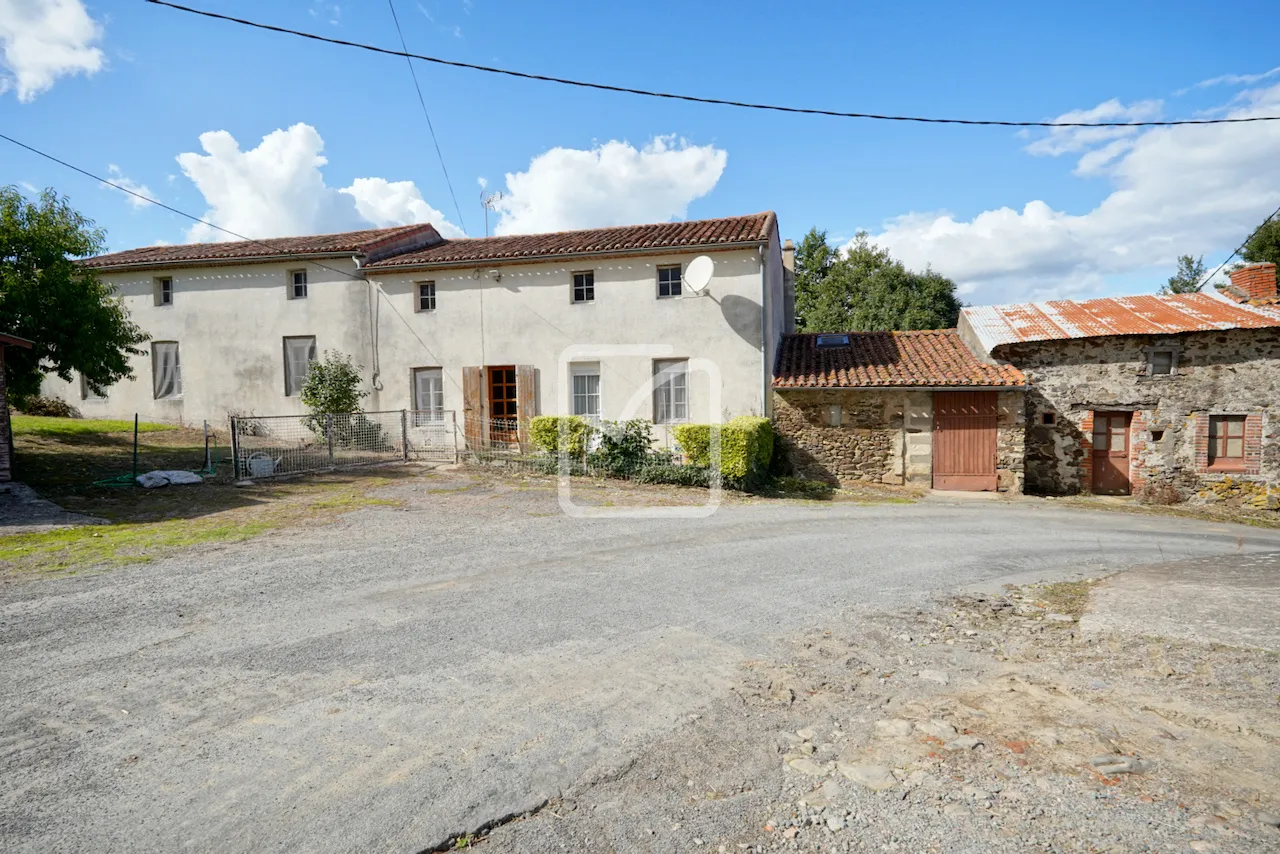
top-left (385, 0), bottom-right (467, 235)
top-left (1197, 203), bottom-right (1280, 291)
top-left (145, 0), bottom-right (1280, 129)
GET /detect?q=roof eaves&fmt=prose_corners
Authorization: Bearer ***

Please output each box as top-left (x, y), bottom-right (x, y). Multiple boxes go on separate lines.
top-left (83, 250), bottom-right (365, 273)
top-left (362, 238), bottom-right (770, 274)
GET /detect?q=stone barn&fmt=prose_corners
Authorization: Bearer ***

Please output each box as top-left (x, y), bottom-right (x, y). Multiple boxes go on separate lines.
top-left (958, 263), bottom-right (1280, 502)
top-left (772, 330), bottom-right (1026, 492)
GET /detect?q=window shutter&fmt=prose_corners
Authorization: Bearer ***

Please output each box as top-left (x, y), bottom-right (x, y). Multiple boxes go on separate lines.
top-left (515, 364), bottom-right (537, 450)
top-left (462, 366), bottom-right (484, 449)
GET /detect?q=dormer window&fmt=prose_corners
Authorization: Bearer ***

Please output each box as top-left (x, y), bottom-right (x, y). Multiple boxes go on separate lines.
top-left (816, 334), bottom-right (850, 348)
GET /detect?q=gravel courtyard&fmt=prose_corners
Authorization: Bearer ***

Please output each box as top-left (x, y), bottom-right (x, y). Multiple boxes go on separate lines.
top-left (3, 469), bottom-right (1279, 853)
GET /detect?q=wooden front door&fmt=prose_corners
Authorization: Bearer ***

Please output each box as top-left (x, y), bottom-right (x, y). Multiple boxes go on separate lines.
top-left (1091, 412), bottom-right (1132, 495)
top-left (488, 365), bottom-right (518, 444)
top-left (933, 391), bottom-right (999, 491)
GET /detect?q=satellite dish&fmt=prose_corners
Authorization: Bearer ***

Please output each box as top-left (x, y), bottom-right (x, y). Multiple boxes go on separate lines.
top-left (684, 255), bottom-right (714, 294)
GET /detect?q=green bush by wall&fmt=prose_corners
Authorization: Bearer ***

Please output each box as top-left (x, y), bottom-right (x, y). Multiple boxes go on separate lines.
top-left (529, 415), bottom-right (594, 456)
top-left (672, 416), bottom-right (774, 484)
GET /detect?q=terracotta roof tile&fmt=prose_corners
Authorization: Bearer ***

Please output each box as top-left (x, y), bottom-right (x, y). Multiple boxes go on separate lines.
top-left (363, 212), bottom-right (776, 270)
top-left (83, 224), bottom-right (439, 271)
top-left (962, 290), bottom-right (1280, 353)
top-left (773, 330), bottom-right (1025, 389)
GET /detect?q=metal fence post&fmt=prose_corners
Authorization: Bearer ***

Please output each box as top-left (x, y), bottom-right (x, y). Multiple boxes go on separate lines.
top-left (401, 410), bottom-right (409, 461)
top-left (326, 413), bottom-right (335, 466)
top-left (452, 411), bottom-right (459, 463)
top-left (229, 416), bottom-right (240, 480)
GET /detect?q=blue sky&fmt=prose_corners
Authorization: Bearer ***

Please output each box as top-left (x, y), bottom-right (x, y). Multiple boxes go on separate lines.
top-left (2, 0), bottom-right (1278, 305)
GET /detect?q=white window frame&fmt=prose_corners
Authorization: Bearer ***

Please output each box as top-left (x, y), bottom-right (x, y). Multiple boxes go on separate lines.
top-left (417, 281), bottom-right (436, 312)
top-left (80, 374), bottom-right (106, 402)
top-left (572, 270), bottom-right (594, 304)
top-left (289, 269), bottom-right (308, 300)
top-left (412, 367), bottom-right (445, 423)
top-left (657, 264), bottom-right (682, 299)
top-left (283, 336), bottom-right (317, 397)
top-left (653, 359), bottom-right (689, 424)
top-left (151, 341), bottom-right (182, 399)
top-left (570, 362), bottom-right (601, 421)
top-left (154, 276), bottom-right (173, 307)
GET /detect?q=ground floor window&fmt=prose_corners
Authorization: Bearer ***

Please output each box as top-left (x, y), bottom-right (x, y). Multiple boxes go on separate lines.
top-left (152, 341), bottom-right (182, 399)
top-left (1208, 415), bottom-right (1246, 469)
top-left (413, 367), bottom-right (444, 423)
top-left (570, 363), bottom-right (600, 420)
top-left (283, 336), bottom-right (317, 397)
top-left (653, 359), bottom-right (688, 423)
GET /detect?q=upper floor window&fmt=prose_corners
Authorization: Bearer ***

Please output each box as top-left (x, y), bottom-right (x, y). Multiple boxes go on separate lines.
top-left (152, 341), bottom-right (182, 399)
top-left (290, 270), bottom-right (308, 299)
top-left (1208, 415), bottom-right (1246, 469)
top-left (154, 277), bottom-right (173, 306)
top-left (570, 363), bottom-right (601, 420)
top-left (283, 336), bottom-right (317, 397)
top-left (418, 281), bottom-right (436, 312)
top-left (1149, 349), bottom-right (1176, 376)
top-left (657, 265), bottom-right (682, 298)
top-left (653, 359), bottom-right (688, 424)
top-left (572, 271), bottom-right (594, 304)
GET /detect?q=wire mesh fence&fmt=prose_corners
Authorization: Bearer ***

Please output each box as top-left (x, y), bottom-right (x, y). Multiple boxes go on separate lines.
top-left (230, 410), bottom-right (456, 480)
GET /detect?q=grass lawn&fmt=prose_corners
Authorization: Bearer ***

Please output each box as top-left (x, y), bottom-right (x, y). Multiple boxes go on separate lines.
top-left (3, 416), bottom-right (408, 575)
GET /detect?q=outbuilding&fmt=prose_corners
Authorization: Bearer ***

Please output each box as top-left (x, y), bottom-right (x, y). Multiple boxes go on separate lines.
top-left (772, 330), bottom-right (1026, 492)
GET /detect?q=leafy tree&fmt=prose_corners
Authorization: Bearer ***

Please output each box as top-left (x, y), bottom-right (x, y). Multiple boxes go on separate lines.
top-left (0, 186), bottom-right (147, 403)
top-left (1161, 254), bottom-right (1206, 294)
top-left (1241, 213), bottom-right (1280, 267)
top-left (796, 231), bottom-right (961, 332)
top-left (793, 227), bottom-right (838, 330)
top-left (300, 350), bottom-right (367, 416)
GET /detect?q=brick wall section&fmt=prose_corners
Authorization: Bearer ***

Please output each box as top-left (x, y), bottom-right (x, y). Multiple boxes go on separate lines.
top-left (0, 345), bottom-right (11, 482)
top-left (1227, 263), bottom-right (1278, 301)
top-left (773, 388), bottom-right (1024, 492)
top-left (1000, 327), bottom-right (1280, 497)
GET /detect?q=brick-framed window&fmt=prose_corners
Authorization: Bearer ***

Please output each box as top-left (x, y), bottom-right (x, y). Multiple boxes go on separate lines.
top-left (572, 271), bottom-right (594, 304)
top-left (1196, 412), bottom-right (1262, 474)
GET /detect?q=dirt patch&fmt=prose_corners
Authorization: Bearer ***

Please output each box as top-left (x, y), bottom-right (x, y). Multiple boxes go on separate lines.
top-left (484, 564), bottom-right (1280, 853)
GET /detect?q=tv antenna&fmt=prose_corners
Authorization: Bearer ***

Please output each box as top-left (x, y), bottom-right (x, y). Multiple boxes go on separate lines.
top-left (481, 190), bottom-right (503, 236)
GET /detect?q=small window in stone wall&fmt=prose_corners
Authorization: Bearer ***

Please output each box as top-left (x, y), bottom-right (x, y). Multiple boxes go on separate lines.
top-left (828, 404), bottom-right (842, 427)
top-left (1150, 429), bottom-right (1165, 442)
top-left (1041, 412), bottom-right (1056, 426)
top-left (1145, 347), bottom-right (1179, 377)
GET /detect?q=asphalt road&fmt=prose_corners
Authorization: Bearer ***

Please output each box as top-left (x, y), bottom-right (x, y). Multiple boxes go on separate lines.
top-left (4, 478), bottom-right (1280, 853)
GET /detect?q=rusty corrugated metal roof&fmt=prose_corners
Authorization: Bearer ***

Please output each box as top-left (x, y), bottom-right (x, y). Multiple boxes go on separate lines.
top-left (963, 290), bottom-right (1280, 353)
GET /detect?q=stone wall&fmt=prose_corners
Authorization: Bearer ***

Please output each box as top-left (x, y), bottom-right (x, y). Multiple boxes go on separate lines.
top-left (773, 388), bottom-right (1024, 492)
top-left (999, 328), bottom-right (1280, 497)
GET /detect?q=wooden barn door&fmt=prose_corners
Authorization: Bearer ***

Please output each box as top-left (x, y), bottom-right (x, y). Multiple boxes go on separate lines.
top-left (933, 391), bottom-right (999, 491)
top-left (1091, 412), bottom-right (1132, 495)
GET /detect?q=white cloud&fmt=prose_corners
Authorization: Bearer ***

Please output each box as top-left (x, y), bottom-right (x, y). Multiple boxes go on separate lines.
top-left (1177, 66), bottom-right (1280, 95)
top-left (1022, 98), bottom-right (1163, 157)
top-left (862, 83), bottom-right (1280, 304)
top-left (0, 0), bottom-right (104, 102)
top-left (103, 164), bottom-right (154, 210)
top-left (175, 123), bottom-right (464, 242)
top-left (493, 136), bottom-right (727, 236)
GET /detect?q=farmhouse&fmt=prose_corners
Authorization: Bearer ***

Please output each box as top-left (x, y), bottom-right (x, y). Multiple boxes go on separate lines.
top-left (960, 263), bottom-right (1280, 501)
top-left (43, 214), bottom-right (791, 446)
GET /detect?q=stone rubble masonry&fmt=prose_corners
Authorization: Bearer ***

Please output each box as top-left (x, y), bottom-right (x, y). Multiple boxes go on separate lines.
top-left (997, 327), bottom-right (1280, 497)
top-left (772, 388), bottom-right (1024, 493)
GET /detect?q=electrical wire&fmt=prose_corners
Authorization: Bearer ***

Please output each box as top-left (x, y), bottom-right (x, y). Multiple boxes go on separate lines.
top-left (145, 0), bottom-right (1280, 129)
top-left (1196, 203), bottom-right (1280, 291)
top-left (385, 0), bottom-right (467, 235)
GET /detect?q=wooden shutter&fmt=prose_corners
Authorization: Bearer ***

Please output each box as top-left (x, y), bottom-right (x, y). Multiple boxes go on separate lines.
top-left (462, 366), bottom-right (484, 449)
top-left (515, 364), bottom-right (537, 450)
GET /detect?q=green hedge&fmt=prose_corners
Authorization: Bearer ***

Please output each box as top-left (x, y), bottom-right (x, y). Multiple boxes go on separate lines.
top-left (529, 415), bottom-right (594, 456)
top-left (672, 416), bottom-right (774, 484)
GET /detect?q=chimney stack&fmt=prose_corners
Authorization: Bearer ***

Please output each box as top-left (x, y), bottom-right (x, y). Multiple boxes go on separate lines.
top-left (1228, 262), bottom-right (1278, 301)
top-left (782, 238), bottom-right (795, 272)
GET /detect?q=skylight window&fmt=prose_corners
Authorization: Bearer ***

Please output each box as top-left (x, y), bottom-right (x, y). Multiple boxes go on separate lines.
top-left (815, 334), bottom-right (851, 347)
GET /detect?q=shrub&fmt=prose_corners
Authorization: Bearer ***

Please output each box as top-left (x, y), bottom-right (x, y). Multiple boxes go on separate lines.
top-left (529, 415), bottom-right (594, 456)
top-left (633, 462), bottom-right (711, 487)
top-left (590, 419), bottom-right (652, 476)
top-left (300, 350), bottom-right (367, 417)
top-left (15, 395), bottom-right (80, 418)
top-left (673, 416), bottom-right (775, 486)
